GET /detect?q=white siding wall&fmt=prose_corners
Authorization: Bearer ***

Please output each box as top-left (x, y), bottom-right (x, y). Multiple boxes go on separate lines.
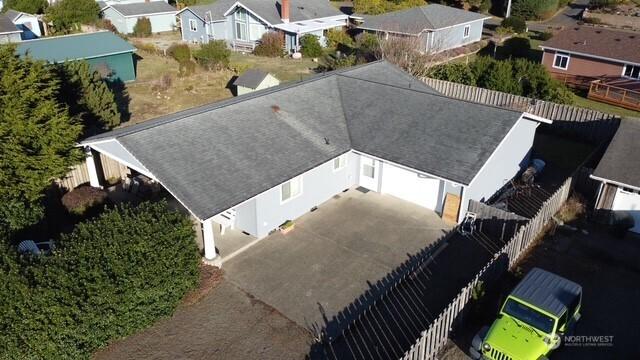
top-left (611, 188), bottom-right (640, 233)
top-left (230, 152), bottom-right (357, 238)
top-left (125, 13), bottom-right (176, 34)
top-left (462, 118), bottom-right (538, 221)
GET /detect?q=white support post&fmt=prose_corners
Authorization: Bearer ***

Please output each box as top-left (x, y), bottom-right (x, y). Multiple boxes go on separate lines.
top-left (85, 147), bottom-right (102, 188)
top-left (202, 218), bottom-right (217, 260)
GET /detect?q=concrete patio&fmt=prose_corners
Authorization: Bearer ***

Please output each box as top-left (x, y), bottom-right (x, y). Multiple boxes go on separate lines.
top-left (222, 188), bottom-right (452, 336)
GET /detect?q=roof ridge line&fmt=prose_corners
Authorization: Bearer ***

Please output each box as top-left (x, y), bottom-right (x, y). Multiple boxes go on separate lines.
top-left (83, 64), bottom-right (377, 142)
top-left (335, 72), bottom-right (525, 115)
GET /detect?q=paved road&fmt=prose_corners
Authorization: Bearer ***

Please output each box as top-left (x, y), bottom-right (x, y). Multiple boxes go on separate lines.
top-left (485, 0), bottom-right (590, 32)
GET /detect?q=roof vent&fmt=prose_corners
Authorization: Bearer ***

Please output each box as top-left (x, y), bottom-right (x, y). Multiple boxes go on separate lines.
top-left (630, 35), bottom-right (636, 39)
top-left (615, 38), bottom-right (621, 41)
top-left (595, 30), bottom-right (601, 33)
top-left (271, 105), bottom-right (281, 113)
top-left (574, 27), bottom-right (579, 30)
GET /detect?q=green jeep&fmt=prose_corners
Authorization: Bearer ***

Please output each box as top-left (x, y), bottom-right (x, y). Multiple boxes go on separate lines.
top-left (470, 268), bottom-right (582, 360)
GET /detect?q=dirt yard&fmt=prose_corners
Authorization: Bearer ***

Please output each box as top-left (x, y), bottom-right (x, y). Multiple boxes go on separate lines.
top-left (440, 222), bottom-right (640, 359)
top-left (93, 267), bottom-right (311, 360)
top-left (124, 48), bottom-right (318, 125)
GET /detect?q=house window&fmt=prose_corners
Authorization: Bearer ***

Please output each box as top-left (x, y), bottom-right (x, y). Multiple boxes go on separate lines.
top-left (553, 52), bottom-right (570, 70)
top-left (189, 19), bottom-right (197, 32)
top-left (362, 158), bottom-right (376, 178)
top-left (623, 64), bottom-right (640, 80)
top-left (281, 175), bottom-right (302, 203)
top-left (333, 154), bottom-right (346, 171)
top-left (234, 8), bottom-right (248, 41)
top-left (463, 25), bottom-right (470, 38)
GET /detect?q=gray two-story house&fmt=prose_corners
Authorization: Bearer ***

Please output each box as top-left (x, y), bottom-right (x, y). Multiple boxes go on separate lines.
top-left (177, 0), bottom-right (349, 52)
top-left (355, 4), bottom-right (490, 54)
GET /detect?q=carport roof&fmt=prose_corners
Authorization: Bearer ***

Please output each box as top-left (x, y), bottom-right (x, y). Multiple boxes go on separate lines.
top-left (82, 61), bottom-right (530, 220)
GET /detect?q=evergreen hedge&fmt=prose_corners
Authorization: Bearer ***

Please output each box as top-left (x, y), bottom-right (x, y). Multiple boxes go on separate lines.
top-left (0, 201), bottom-right (200, 359)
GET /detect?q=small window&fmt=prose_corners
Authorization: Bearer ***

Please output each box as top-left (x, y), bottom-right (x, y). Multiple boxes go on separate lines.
top-left (463, 25), bottom-right (470, 38)
top-left (553, 53), bottom-right (570, 70)
top-left (362, 158), bottom-right (376, 178)
top-left (281, 176), bottom-right (302, 203)
top-left (623, 64), bottom-right (640, 80)
top-left (333, 154), bottom-right (346, 171)
top-left (189, 19), bottom-right (197, 32)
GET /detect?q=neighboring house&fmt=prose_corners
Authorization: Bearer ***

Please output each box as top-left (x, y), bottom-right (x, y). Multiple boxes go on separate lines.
top-left (540, 26), bottom-right (640, 111)
top-left (16, 31), bottom-right (137, 81)
top-left (177, 0), bottom-right (349, 52)
top-left (79, 61), bottom-right (551, 261)
top-left (354, 4), bottom-right (489, 53)
top-left (101, 2), bottom-right (177, 34)
top-left (540, 26), bottom-right (640, 84)
top-left (5, 9), bottom-right (41, 39)
top-left (233, 69), bottom-right (280, 95)
top-left (0, 13), bottom-right (22, 43)
top-left (591, 120), bottom-right (640, 233)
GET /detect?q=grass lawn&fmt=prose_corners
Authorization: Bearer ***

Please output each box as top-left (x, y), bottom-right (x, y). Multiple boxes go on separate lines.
top-left (123, 52), bottom-right (319, 125)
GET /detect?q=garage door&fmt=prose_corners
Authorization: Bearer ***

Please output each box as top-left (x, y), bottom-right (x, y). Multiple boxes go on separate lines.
top-left (612, 187), bottom-right (640, 233)
top-left (381, 163), bottom-right (441, 210)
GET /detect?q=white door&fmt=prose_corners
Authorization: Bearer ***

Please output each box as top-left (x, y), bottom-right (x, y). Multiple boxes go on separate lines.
top-left (611, 187), bottom-right (640, 233)
top-left (381, 163), bottom-right (441, 210)
top-left (360, 156), bottom-right (379, 191)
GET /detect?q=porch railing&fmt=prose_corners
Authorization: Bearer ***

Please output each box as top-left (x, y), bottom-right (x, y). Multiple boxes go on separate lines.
top-left (588, 80), bottom-right (640, 112)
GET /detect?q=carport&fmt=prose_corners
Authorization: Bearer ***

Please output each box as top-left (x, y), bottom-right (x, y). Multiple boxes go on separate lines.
top-left (222, 188), bottom-right (452, 335)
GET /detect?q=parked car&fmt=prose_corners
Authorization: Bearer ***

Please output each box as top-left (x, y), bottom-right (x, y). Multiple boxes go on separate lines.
top-left (470, 268), bottom-right (582, 360)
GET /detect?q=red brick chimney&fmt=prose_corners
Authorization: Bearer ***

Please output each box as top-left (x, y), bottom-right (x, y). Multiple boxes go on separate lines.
top-left (281, 0), bottom-right (290, 23)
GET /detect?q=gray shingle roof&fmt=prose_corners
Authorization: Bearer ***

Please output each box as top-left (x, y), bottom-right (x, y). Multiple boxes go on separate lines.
top-left (0, 13), bottom-right (20, 34)
top-left (185, 0), bottom-right (343, 24)
top-left (82, 61), bottom-right (525, 220)
top-left (5, 9), bottom-right (22, 21)
top-left (233, 68), bottom-right (270, 89)
top-left (593, 119), bottom-right (640, 188)
top-left (109, 1), bottom-right (177, 16)
top-left (510, 268), bottom-right (582, 317)
top-left (358, 4), bottom-right (489, 35)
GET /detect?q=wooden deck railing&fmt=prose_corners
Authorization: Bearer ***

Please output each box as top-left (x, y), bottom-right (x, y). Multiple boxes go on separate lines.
top-left (588, 80), bottom-right (640, 111)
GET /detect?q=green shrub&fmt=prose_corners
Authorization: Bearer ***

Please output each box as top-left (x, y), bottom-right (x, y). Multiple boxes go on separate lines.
top-left (538, 31), bottom-right (553, 40)
top-left (0, 201), bottom-right (200, 359)
top-left (133, 41), bottom-right (160, 54)
top-left (133, 17), bottom-right (152, 37)
top-left (194, 40), bottom-right (231, 70)
top-left (512, 0), bottom-right (559, 20)
top-left (253, 31), bottom-right (284, 57)
top-left (501, 16), bottom-right (527, 33)
top-left (179, 60), bottom-right (197, 77)
top-left (322, 54), bottom-right (359, 70)
top-left (326, 28), bottom-right (354, 48)
top-left (502, 36), bottom-right (531, 58)
top-left (167, 43), bottom-right (191, 63)
top-left (429, 56), bottom-right (573, 104)
top-left (45, 0), bottom-right (100, 34)
top-left (589, 0), bottom-right (621, 8)
top-left (300, 34), bottom-right (323, 58)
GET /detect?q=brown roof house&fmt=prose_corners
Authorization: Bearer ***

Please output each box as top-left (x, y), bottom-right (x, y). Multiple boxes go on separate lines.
top-left (540, 26), bottom-right (640, 111)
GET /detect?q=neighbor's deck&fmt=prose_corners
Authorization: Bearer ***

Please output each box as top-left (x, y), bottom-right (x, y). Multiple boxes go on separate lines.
top-left (588, 79), bottom-right (640, 112)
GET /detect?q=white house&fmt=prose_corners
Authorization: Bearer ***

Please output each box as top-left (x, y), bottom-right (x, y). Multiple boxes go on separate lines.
top-left (591, 120), bottom-right (640, 233)
top-left (101, 2), bottom-right (177, 34)
top-left (233, 69), bottom-right (280, 95)
top-left (79, 61), bottom-right (551, 262)
top-left (5, 9), bottom-right (41, 39)
top-left (0, 13), bottom-right (21, 43)
top-left (355, 4), bottom-right (490, 53)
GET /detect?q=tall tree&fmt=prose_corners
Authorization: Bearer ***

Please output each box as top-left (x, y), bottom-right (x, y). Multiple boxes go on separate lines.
top-left (57, 61), bottom-right (121, 133)
top-left (2, 0), bottom-right (48, 14)
top-left (0, 46), bottom-right (83, 231)
top-left (44, 0), bottom-right (99, 33)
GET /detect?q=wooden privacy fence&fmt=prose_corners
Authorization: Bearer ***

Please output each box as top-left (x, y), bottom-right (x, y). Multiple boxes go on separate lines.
top-left (55, 153), bottom-right (130, 191)
top-left (400, 176), bottom-right (573, 360)
top-left (420, 78), bottom-right (620, 144)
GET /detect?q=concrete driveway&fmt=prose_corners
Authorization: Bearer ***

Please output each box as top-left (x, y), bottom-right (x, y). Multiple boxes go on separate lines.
top-left (223, 188), bottom-right (451, 337)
